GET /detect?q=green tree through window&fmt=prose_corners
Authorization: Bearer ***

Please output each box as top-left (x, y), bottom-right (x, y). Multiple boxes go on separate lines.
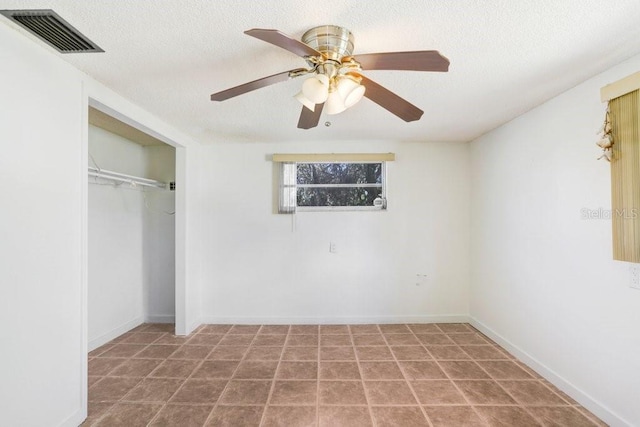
top-left (295, 163), bottom-right (384, 208)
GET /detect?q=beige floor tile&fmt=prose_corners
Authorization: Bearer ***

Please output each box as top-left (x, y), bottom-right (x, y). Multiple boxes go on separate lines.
top-left (228, 325), bottom-right (261, 334)
top-left (233, 361), bottom-right (278, 379)
top-left (191, 360), bottom-right (239, 379)
top-left (355, 346), bottom-right (394, 361)
top-left (244, 348), bottom-right (284, 360)
top-left (94, 402), bottom-right (162, 427)
top-left (411, 380), bottom-right (467, 404)
top-left (416, 334), bottom-right (455, 345)
top-left (253, 334), bottom-right (288, 346)
top-left (319, 361), bottom-right (362, 380)
top-left (349, 325), bottom-right (380, 334)
top-left (205, 405), bottom-right (264, 427)
top-left (320, 346), bottom-right (356, 361)
top-left (475, 406), bottom-right (541, 426)
top-left (352, 334), bottom-right (387, 346)
top-left (219, 380), bottom-right (272, 405)
top-left (424, 405), bottom-right (487, 427)
top-left (199, 325), bottom-right (232, 334)
top-left (262, 406), bottom-right (317, 427)
top-left (282, 346), bottom-right (318, 361)
top-left (320, 334), bottom-right (352, 346)
top-left (499, 380), bottom-right (568, 406)
top-left (288, 334), bottom-right (320, 346)
top-left (218, 335), bottom-right (255, 346)
top-left (438, 361), bottom-right (491, 380)
top-left (185, 334), bottom-right (224, 346)
top-left (364, 381), bottom-right (417, 405)
top-left (407, 324), bottom-right (441, 334)
top-left (168, 345), bottom-right (212, 360)
top-left (290, 325), bottom-right (320, 334)
top-left (384, 334), bottom-right (420, 345)
top-left (148, 359), bottom-right (200, 378)
top-left (89, 358), bottom-right (124, 376)
top-left (169, 379), bottom-right (228, 404)
top-left (259, 325), bottom-right (290, 334)
top-left (455, 380), bottom-right (516, 405)
top-left (319, 381), bottom-right (367, 405)
top-left (277, 361), bottom-right (318, 380)
top-left (133, 344), bottom-right (179, 359)
top-left (370, 406), bottom-right (428, 427)
top-left (319, 406), bottom-right (373, 427)
top-left (477, 361), bottom-right (534, 380)
top-left (390, 346), bottom-right (432, 360)
top-left (460, 345), bottom-right (509, 360)
top-left (320, 325), bottom-right (350, 334)
top-left (360, 361), bottom-right (404, 380)
top-left (528, 406), bottom-right (599, 426)
top-left (270, 380), bottom-right (318, 405)
top-left (122, 378), bottom-right (184, 402)
top-left (150, 404), bottom-right (213, 427)
top-left (108, 359), bottom-right (162, 378)
top-left (207, 345), bottom-right (249, 360)
top-left (399, 361), bottom-right (447, 380)
top-left (378, 324), bottom-right (411, 334)
top-left (426, 345), bottom-right (470, 360)
top-left (89, 377), bottom-right (142, 402)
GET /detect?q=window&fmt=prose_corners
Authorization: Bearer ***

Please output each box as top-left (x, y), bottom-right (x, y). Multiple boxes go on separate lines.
top-left (276, 155), bottom-right (392, 212)
top-left (601, 71), bottom-right (640, 262)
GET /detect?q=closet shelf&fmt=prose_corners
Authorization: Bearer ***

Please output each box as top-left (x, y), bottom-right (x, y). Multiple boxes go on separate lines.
top-left (88, 166), bottom-right (167, 189)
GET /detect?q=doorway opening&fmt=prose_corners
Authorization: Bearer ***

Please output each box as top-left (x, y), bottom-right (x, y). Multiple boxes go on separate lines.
top-left (86, 106), bottom-right (176, 350)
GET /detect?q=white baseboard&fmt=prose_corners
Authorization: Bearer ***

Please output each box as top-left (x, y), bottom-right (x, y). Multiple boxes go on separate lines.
top-left (145, 314), bottom-right (175, 324)
top-left (187, 318), bottom-right (202, 335)
top-left (470, 317), bottom-right (631, 427)
top-left (88, 316), bottom-right (144, 352)
top-left (200, 314), bottom-right (470, 325)
top-left (59, 408), bottom-right (85, 427)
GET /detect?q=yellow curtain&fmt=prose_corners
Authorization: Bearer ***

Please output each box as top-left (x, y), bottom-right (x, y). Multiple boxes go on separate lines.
top-left (610, 90), bottom-right (640, 262)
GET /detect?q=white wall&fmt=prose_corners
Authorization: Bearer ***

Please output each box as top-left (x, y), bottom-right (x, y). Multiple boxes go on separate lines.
top-left (88, 125), bottom-right (147, 348)
top-left (176, 144), bottom-right (205, 334)
top-left (469, 54), bottom-right (640, 426)
top-left (0, 20), bottom-right (201, 426)
top-left (145, 145), bottom-right (176, 323)
top-left (200, 140), bottom-right (470, 323)
top-left (0, 23), bottom-right (85, 427)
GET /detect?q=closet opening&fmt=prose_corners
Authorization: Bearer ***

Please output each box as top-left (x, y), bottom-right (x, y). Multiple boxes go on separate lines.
top-left (86, 106), bottom-right (177, 351)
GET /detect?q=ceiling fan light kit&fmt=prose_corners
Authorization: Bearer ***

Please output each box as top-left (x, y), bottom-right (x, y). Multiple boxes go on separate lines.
top-left (210, 25), bottom-right (450, 129)
top-left (302, 73), bottom-right (330, 104)
top-left (294, 91), bottom-right (316, 111)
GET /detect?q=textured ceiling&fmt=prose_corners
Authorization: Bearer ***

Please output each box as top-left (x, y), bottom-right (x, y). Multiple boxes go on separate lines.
top-left (2, 0), bottom-right (640, 143)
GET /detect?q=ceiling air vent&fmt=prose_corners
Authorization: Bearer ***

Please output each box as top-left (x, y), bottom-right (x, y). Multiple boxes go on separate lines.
top-left (0, 9), bottom-right (103, 53)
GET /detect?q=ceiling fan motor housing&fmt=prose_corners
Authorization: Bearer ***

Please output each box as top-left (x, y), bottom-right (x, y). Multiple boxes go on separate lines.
top-left (302, 25), bottom-right (354, 60)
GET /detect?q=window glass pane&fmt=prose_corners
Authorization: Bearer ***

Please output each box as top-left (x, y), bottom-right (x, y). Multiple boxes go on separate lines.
top-left (297, 163), bottom-right (382, 185)
top-left (297, 187), bottom-right (381, 207)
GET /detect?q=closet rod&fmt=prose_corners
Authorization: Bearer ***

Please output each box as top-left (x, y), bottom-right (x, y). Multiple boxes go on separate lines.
top-left (88, 166), bottom-right (167, 189)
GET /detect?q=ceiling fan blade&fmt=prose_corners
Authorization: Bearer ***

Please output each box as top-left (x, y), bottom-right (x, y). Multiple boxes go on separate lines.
top-left (245, 28), bottom-right (322, 58)
top-left (297, 103), bottom-right (324, 129)
top-left (352, 50), bottom-right (449, 72)
top-left (211, 70), bottom-right (296, 101)
top-left (359, 75), bottom-right (423, 122)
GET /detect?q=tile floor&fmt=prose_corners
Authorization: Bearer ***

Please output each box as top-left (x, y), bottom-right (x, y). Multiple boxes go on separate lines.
top-left (85, 323), bottom-right (606, 426)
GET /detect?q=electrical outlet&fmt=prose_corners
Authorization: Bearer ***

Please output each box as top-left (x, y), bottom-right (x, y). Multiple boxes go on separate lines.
top-left (630, 265), bottom-right (640, 290)
top-left (329, 241), bottom-right (337, 253)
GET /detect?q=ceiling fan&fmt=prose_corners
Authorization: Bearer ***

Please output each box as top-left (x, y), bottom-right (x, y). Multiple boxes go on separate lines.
top-left (210, 25), bottom-right (449, 130)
